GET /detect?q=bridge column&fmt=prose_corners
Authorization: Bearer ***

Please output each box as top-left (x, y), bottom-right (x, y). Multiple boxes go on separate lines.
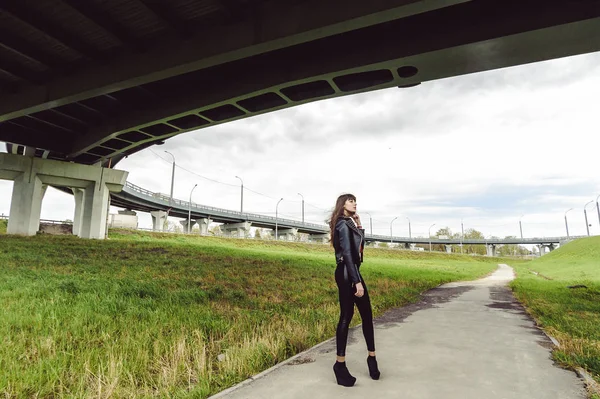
top-left (445, 244), bottom-right (452, 253)
top-left (80, 181), bottom-right (110, 239)
top-left (404, 243), bottom-right (416, 250)
top-left (548, 243), bottom-right (556, 252)
top-left (180, 219), bottom-right (197, 233)
top-left (7, 175), bottom-right (47, 236)
top-left (486, 244), bottom-right (497, 257)
top-left (221, 222), bottom-right (252, 238)
top-left (197, 218), bottom-right (211, 235)
top-left (151, 211), bottom-right (168, 231)
top-left (308, 233), bottom-right (329, 243)
top-left (72, 188), bottom-right (85, 237)
top-left (0, 153), bottom-right (127, 239)
top-left (277, 228), bottom-right (298, 241)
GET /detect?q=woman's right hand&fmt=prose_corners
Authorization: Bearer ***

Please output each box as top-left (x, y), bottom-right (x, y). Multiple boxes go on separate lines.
top-left (354, 282), bottom-right (364, 297)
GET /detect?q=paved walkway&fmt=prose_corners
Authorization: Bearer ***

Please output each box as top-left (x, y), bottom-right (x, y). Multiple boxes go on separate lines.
top-left (211, 264), bottom-right (585, 399)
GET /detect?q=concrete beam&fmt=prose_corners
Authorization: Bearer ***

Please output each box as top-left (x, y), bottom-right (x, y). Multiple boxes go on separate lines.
top-left (308, 233), bottom-right (329, 244)
top-left (151, 210), bottom-right (168, 232)
top-left (180, 219), bottom-right (197, 233)
top-left (277, 228), bottom-right (298, 241)
top-left (0, 0), bottom-right (469, 122)
top-left (197, 218), bottom-right (211, 235)
top-left (72, 188), bottom-right (85, 237)
top-left (0, 153), bottom-right (127, 238)
top-left (221, 222), bottom-right (252, 238)
top-left (7, 177), bottom-right (47, 236)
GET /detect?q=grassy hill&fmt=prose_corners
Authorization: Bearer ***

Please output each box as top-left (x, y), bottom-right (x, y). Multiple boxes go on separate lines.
top-left (0, 229), bottom-right (507, 398)
top-left (511, 236), bottom-right (600, 389)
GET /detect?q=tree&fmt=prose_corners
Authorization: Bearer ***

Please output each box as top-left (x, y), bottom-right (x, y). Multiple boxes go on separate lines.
top-left (463, 228), bottom-right (486, 255)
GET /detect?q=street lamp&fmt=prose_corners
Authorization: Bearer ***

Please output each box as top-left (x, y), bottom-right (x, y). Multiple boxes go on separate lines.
top-left (364, 212), bottom-right (373, 236)
top-left (164, 151), bottom-right (175, 205)
top-left (584, 200), bottom-right (594, 236)
top-left (297, 193), bottom-right (304, 224)
top-left (235, 176), bottom-right (244, 213)
top-left (519, 214), bottom-right (524, 240)
top-left (596, 194), bottom-right (600, 229)
top-left (390, 217), bottom-right (398, 244)
top-left (188, 183), bottom-right (198, 234)
top-left (428, 223), bottom-right (436, 252)
top-left (275, 198), bottom-right (283, 240)
top-left (406, 216), bottom-right (412, 239)
top-left (564, 208), bottom-right (573, 239)
top-left (460, 218), bottom-right (464, 254)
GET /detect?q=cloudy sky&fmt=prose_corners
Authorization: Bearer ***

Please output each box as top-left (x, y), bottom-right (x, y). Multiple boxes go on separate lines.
top-left (2, 51), bottom-right (600, 239)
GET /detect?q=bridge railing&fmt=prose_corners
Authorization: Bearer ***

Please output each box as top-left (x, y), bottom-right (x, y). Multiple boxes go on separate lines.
top-left (124, 182), bottom-right (328, 231)
top-left (120, 182), bottom-right (576, 243)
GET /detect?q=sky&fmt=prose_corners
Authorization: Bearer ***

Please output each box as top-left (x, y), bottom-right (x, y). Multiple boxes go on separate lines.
top-left (1, 51), bottom-right (600, 239)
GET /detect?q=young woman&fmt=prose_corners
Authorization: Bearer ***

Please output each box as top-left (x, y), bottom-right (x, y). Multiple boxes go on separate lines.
top-left (329, 193), bottom-right (380, 387)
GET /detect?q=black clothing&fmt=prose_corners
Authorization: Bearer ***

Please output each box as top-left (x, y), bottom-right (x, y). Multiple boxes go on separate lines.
top-left (333, 217), bottom-right (364, 284)
top-left (333, 217), bottom-right (375, 357)
top-left (335, 269), bottom-right (375, 356)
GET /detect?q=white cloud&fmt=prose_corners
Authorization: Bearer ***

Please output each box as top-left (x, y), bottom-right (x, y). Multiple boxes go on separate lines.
top-left (2, 51), bottom-right (600, 239)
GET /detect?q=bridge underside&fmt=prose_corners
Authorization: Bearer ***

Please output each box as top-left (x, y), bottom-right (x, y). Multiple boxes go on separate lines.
top-left (1, 0), bottom-right (599, 166)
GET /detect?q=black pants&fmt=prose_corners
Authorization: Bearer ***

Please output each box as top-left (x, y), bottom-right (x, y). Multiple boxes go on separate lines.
top-left (335, 266), bottom-right (375, 357)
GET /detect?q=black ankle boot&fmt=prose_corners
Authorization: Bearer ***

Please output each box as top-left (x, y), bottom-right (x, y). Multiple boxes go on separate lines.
top-left (333, 361), bottom-right (356, 387)
top-left (367, 356), bottom-right (380, 380)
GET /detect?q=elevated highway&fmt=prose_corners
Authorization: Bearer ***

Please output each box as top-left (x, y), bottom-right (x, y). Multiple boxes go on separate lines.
top-left (2, 0), bottom-right (599, 238)
top-left (1, 1), bottom-right (599, 165)
top-left (114, 181), bottom-right (573, 247)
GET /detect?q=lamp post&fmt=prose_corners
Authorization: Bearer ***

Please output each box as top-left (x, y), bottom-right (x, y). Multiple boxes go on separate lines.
top-left (390, 217), bottom-right (398, 244)
top-left (164, 151), bottom-right (175, 206)
top-left (596, 194), bottom-right (600, 229)
top-left (188, 183), bottom-right (198, 234)
top-left (406, 216), bottom-right (412, 239)
top-left (428, 223), bottom-right (436, 252)
top-left (519, 214), bottom-right (524, 240)
top-left (275, 198), bottom-right (283, 240)
top-left (297, 193), bottom-right (304, 224)
top-left (564, 208), bottom-right (573, 239)
top-left (234, 176), bottom-right (244, 213)
top-left (584, 200), bottom-right (594, 236)
top-left (364, 212), bottom-right (373, 236)
top-left (460, 218), bottom-right (464, 254)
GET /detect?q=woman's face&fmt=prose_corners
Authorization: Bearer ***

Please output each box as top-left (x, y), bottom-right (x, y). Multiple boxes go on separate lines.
top-left (343, 198), bottom-right (357, 215)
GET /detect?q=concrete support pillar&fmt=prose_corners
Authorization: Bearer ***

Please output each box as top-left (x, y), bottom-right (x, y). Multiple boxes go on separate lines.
top-left (445, 244), bottom-right (452, 253)
top-left (404, 243), bottom-right (417, 250)
top-left (0, 153), bottom-right (127, 239)
top-left (221, 222), bottom-right (252, 238)
top-left (7, 176), bottom-right (47, 235)
top-left (151, 211), bottom-right (168, 231)
top-left (308, 233), bottom-right (329, 243)
top-left (180, 219), bottom-right (197, 233)
top-left (277, 228), bottom-right (298, 241)
top-left (486, 244), bottom-right (497, 257)
top-left (197, 218), bottom-right (211, 235)
top-left (72, 188), bottom-right (85, 237)
top-left (537, 244), bottom-right (543, 256)
top-left (80, 182), bottom-right (110, 239)
top-left (548, 243), bottom-right (556, 252)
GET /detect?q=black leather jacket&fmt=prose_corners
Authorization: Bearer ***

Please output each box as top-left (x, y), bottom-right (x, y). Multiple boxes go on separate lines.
top-left (333, 217), bottom-right (365, 284)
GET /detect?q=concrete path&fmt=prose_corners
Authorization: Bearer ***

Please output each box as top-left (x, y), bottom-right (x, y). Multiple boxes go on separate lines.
top-left (211, 264), bottom-right (586, 399)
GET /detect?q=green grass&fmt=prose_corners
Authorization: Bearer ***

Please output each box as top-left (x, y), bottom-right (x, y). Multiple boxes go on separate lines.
top-left (0, 219), bottom-right (7, 234)
top-left (0, 229), bottom-right (507, 398)
top-left (510, 236), bottom-right (600, 387)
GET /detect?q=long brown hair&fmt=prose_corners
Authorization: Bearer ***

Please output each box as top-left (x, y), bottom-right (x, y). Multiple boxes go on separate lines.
top-left (328, 193), bottom-right (356, 241)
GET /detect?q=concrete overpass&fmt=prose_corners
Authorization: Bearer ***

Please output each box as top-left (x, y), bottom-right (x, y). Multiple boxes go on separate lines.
top-left (1, 0), bottom-right (599, 237)
top-left (112, 180), bottom-right (573, 254)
